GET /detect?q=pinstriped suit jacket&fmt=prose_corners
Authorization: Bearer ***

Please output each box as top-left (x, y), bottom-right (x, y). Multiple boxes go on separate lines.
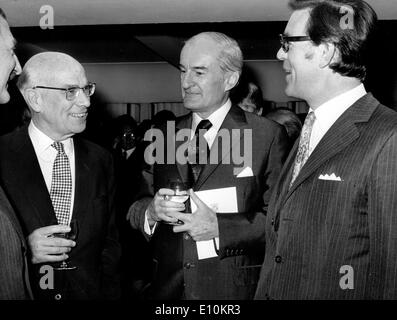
top-left (255, 93), bottom-right (397, 300)
top-left (0, 186), bottom-right (32, 300)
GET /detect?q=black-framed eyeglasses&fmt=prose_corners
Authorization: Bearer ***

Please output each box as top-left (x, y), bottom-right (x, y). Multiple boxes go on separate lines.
top-left (32, 82), bottom-right (96, 101)
top-left (279, 34), bottom-right (311, 53)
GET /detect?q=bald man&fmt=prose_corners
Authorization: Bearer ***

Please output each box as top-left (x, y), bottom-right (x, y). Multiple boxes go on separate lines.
top-left (0, 52), bottom-right (121, 300)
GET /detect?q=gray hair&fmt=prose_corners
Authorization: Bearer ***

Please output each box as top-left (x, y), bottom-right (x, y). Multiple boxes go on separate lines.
top-left (186, 32), bottom-right (243, 75)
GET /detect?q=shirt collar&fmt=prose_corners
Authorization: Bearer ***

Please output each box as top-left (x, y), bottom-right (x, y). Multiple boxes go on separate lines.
top-left (311, 84), bottom-right (367, 127)
top-left (28, 120), bottom-right (74, 156)
top-left (192, 99), bottom-right (232, 133)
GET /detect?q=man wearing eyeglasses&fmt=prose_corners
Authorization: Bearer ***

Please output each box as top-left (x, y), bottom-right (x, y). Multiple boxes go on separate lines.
top-left (255, 0), bottom-right (397, 300)
top-left (0, 52), bottom-right (121, 300)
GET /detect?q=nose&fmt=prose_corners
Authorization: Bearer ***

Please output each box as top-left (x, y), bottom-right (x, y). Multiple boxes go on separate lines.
top-left (181, 71), bottom-right (192, 89)
top-left (76, 88), bottom-right (91, 108)
top-left (276, 47), bottom-right (287, 61)
top-left (13, 54), bottom-right (22, 75)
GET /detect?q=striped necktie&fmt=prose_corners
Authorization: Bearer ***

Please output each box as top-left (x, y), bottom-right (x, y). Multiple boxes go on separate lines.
top-left (290, 111), bottom-right (316, 187)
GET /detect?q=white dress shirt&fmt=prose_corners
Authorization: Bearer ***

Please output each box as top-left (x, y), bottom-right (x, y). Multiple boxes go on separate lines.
top-left (28, 120), bottom-right (76, 224)
top-left (144, 100), bottom-right (232, 242)
top-left (308, 84), bottom-right (367, 157)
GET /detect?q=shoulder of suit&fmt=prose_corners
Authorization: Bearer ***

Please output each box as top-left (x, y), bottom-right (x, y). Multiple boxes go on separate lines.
top-left (73, 136), bottom-right (112, 159)
top-left (373, 103), bottom-right (397, 130)
top-left (0, 126), bottom-right (27, 150)
top-left (243, 110), bottom-right (285, 132)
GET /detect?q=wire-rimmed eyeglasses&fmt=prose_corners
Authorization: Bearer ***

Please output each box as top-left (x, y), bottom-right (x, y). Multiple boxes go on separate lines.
top-left (32, 82), bottom-right (96, 101)
top-left (279, 34), bottom-right (311, 52)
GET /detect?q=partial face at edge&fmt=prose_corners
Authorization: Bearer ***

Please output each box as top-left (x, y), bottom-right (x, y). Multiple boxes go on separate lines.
top-left (0, 17), bottom-right (22, 104)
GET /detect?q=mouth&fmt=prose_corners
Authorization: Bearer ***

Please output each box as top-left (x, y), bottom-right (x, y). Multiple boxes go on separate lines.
top-left (184, 90), bottom-right (200, 96)
top-left (284, 69), bottom-right (292, 81)
top-left (71, 112), bottom-right (88, 119)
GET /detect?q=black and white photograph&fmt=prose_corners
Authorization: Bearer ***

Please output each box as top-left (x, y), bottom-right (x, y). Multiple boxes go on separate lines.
top-left (1, 0), bottom-right (397, 317)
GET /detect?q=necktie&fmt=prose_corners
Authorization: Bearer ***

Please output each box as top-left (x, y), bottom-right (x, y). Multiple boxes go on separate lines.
top-left (50, 142), bottom-right (72, 225)
top-left (188, 119), bottom-right (213, 184)
top-left (290, 111), bottom-right (316, 187)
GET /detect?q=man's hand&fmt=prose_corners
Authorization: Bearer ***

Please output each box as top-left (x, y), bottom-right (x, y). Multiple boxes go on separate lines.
top-left (146, 188), bottom-right (186, 226)
top-left (172, 189), bottom-right (219, 241)
top-left (28, 225), bottom-right (76, 264)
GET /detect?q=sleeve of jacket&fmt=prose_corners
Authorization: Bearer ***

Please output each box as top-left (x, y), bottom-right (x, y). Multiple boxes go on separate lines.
top-left (101, 153), bottom-right (122, 299)
top-left (369, 130), bottom-right (397, 299)
top-left (0, 212), bottom-right (29, 300)
top-left (217, 124), bottom-right (289, 258)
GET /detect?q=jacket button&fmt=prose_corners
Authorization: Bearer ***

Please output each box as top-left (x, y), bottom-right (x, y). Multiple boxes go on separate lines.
top-left (184, 233), bottom-right (190, 240)
top-left (184, 262), bottom-right (195, 269)
top-left (275, 255), bottom-right (282, 263)
top-left (55, 293), bottom-right (62, 300)
top-left (271, 219), bottom-right (275, 226)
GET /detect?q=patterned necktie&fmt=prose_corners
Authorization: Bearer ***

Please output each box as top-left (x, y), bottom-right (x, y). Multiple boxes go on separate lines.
top-left (290, 111), bottom-right (316, 187)
top-left (50, 142), bottom-right (72, 225)
top-left (188, 119), bottom-right (213, 184)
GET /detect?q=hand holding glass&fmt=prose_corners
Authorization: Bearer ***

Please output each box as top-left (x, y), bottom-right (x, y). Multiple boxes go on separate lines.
top-left (163, 181), bottom-right (190, 225)
top-left (52, 219), bottom-right (78, 271)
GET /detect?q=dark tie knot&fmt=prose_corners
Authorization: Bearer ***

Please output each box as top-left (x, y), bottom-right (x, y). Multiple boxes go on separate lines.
top-left (51, 141), bottom-right (65, 154)
top-left (195, 119), bottom-right (212, 135)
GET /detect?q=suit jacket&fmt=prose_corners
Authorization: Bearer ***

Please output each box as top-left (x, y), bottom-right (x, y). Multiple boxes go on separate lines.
top-left (129, 105), bottom-right (289, 299)
top-left (0, 126), bottom-right (121, 300)
top-left (0, 186), bottom-right (33, 300)
top-left (255, 93), bottom-right (397, 300)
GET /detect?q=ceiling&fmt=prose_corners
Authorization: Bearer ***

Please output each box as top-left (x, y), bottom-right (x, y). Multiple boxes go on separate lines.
top-left (2, 0), bottom-right (397, 27)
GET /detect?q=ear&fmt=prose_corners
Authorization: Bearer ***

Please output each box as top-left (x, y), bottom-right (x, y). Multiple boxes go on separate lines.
top-left (24, 88), bottom-right (42, 113)
top-left (318, 42), bottom-right (339, 69)
top-left (224, 71), bottom-right (240, 91)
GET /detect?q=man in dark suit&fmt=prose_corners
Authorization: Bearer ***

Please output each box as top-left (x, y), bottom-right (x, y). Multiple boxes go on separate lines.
top-left (0, 8), bottom-right (32, 300)
top-left (128, 32), bottom-right (289, 299)
top-left (255, 0), bottom-right (397, 299)
top-left (0, 52), bottom-right (121, 300)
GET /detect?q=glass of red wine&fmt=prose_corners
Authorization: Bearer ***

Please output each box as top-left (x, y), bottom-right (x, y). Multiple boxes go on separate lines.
top-left (52, 219), bottom-right (78, 271)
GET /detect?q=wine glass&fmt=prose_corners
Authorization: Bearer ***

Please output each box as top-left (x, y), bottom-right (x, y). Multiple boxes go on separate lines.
top-left (53, 219), bottom-right (78, 271)
top-left (163, 180), bottom-right (190, 225)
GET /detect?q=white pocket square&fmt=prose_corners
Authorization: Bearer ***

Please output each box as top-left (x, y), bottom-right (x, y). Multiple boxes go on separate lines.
top-left (318, 173), bottom-right (342, 181)
top-left (236, 166), bottom-right (254, 178)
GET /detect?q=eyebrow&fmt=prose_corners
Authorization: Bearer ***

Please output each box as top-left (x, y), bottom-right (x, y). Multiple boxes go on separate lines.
top-left (178, 64), bottom-right (208, 72)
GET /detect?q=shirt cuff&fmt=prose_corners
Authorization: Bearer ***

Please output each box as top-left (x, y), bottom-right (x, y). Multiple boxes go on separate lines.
top-left (144, 209), bottom-right (157, 235)
top-left (214, 237), bottom-right (219, 250)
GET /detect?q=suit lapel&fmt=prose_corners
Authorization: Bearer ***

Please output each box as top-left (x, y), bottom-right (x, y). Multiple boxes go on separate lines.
top-left (282, 93), bottom-right (380, 204)
top-left (195, 105), bottom-right (248, 190)
top-left (175, 114), bottom-right (193, 185)
top-left (72, 138), bottom-right (92, 227)
top-left (10, 128), bottom-right (56, 226)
